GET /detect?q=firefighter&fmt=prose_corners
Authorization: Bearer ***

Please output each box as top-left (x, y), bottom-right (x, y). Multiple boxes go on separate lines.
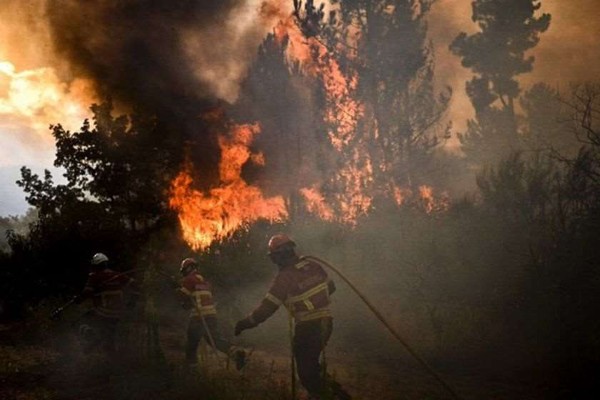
top-left (234, 234), bottom-right (351, 400)
top-left (75, 252), bottom-right (138, 354)
top-left (177, 257), bottom-right (246, 369)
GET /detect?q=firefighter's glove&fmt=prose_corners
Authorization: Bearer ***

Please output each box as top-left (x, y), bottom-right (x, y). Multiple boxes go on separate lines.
top-left (234, 317), bottom-right (255, 336)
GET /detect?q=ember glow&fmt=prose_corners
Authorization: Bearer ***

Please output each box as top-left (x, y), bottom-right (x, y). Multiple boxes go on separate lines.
top-left (169, 123), bottom-right (288, 251)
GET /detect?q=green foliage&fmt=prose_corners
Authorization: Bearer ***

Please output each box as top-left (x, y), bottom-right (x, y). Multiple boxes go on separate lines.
top-left (0, 209), bottom-right (37, 254)
top-left (0, 102), bottom-right (182, 318)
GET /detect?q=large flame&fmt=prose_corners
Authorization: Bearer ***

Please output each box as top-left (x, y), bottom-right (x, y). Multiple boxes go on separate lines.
top-left (0, 60), bottom-right (96, 134)
top-left (274, 17), bottom-right (373, 224)
top-left (171, 6), bottom-right (451, 250)
top-left (169, 123), bottom-right (288, 251)
top-left (271, 12), bottom-right (451, 222)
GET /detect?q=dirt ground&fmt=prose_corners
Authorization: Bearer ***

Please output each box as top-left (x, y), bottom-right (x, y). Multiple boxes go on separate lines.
top-left (0, 316), bottom-right (558, 400)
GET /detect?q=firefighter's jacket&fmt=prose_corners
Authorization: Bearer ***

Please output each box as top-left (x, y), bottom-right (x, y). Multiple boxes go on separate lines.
top-left (249, 256), bottom-right (336, 325)
top-left (81, 268), bottom-right (135, 319)
top-left (178, 272), bottom-right (217, 319)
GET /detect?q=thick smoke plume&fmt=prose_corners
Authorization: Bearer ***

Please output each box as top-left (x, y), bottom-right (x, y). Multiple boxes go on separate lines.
top-left (42, 0), bottom-right (287, 179)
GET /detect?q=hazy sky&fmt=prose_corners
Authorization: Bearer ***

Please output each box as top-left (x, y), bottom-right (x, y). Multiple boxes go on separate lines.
top-left (1, 0), bottom-right (599, 216)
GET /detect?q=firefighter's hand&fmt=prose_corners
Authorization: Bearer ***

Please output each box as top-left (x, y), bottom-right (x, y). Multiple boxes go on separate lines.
top-left (234, 318), bottom-right (255, 336)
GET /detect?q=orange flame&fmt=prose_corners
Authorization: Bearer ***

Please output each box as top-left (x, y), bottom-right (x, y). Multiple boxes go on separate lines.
top-left (274, 16), bottom-right (372, 223)
top-left (0, 60), bottom-right (96, 136)
top-left (274, 14), bottom-right (452, 221)
top-left (419, 185), bottom-right (450, 214)
top-left (300, 186), bottom-right (335, 222)
top-left (169, 123), bottom-right (288, 251)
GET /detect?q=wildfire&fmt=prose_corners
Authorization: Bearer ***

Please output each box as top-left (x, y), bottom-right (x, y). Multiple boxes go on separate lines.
top-left (391, 184), bottom-right (450, 214)
top-left (170, 5), bottom-right (451, 248)
top-left (272, 14), bottom-right (372, 223)
top-left (271, 11), bottom-right (450, 222)
top-left (0, 60), bottom-right (96, 134)
top-left (300, 186), bottom-right (335, 222)
top-left (169, 123), bottom-right (288, 251)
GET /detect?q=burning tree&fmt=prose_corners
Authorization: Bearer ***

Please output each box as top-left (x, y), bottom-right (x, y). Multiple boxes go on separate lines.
top-left (232, 0), bottom-right (452, 226)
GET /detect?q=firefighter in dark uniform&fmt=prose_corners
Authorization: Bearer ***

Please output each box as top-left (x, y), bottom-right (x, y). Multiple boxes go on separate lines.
top-left (177, 257), bottom-right (246, 369)
top-left (234, 234), bottom-right (351, 400)
top-left (75, 252), bottom-right (137, 354)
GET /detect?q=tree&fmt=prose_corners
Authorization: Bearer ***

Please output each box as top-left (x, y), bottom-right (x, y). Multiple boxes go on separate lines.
top-left (520, 82), bottom-right (577, 156)
top-left (450, 0), bottom-right (550, 164)
top-left (1, 102), bottom-right (181, 314)
top-left (233, 31), bottom-right (331, 218)
top-left (281, 0), bottom-right (452, 221)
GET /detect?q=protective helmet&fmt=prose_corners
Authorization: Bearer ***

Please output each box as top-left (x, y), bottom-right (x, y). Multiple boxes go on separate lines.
top-left (268, 234), bottom-right (296, 254)
top-left (180, 257), bottom-right (198, 276)
top-left (91, 253), bottom-right (109, 265)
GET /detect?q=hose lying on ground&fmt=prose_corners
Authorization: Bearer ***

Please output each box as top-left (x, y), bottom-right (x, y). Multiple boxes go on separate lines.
top-left (305, 255), bottom-right (463, 400)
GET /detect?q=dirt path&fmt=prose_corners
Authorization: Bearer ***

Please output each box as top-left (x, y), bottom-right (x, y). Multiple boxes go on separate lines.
top-left (1, 321), bottom-right (555, 400)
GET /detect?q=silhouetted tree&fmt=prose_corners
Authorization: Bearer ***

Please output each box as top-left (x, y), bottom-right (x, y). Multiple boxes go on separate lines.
top-left (450, 0), bottom-right (550, 164)
top-left (0, 102), bottom-right (180, 316)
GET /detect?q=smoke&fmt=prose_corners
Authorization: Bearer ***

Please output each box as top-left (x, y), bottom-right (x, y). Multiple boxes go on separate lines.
top-left (43, 0), bottom-right (289, 110)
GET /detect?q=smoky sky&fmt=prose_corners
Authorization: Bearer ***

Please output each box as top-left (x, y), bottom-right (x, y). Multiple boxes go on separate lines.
top-left (43, 0), bottom-right (265, 179)
top-left (2, 1), bottom-right (600, 178)
top-left (46, 0), bottom-right (244, 113)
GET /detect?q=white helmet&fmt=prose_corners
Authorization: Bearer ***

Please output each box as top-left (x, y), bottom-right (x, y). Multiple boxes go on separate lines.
top-left (91, 253), bottom-right (109, 265)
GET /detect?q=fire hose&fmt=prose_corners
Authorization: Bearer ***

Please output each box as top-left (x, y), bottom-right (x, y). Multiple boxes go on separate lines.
top-left (305, 256), bottom-right (463, 400)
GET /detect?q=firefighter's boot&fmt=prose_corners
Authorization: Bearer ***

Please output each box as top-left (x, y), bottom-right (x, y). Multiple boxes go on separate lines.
top-left (231, 347), bottom-right (247, 370)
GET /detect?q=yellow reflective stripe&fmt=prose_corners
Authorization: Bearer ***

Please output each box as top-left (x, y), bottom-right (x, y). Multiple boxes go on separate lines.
top-left (287, 282), bottom-right (328, 304)
top-left (194, 290), bottom-right (212, 297)
top-left (294, 260), bottom-right (311, 269)
top-left (295, 308), bottom-right (331, 322)
top-left (265, 293), bottom-right (283, 306)
top-left (303, 299), bottom-right (315, 311)
top-left (180, 287), bottom-right (192, 296)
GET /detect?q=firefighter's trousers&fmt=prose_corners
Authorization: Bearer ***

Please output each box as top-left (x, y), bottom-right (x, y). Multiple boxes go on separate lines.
top-left (293, 317), bottom-right (333, 397)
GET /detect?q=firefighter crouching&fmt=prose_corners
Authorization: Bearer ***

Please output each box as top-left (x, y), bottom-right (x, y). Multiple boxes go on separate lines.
top-left (177, 257), bottom-right (246, 369)
top-left (235, 234), bottom-right (351, 400)
top-left (75, 252), bottom-right (138, 354)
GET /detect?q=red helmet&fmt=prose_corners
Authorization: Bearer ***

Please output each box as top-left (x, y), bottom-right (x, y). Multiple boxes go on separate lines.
top-left (268, 234), bottom-right (296, 254)
top-left (180, 258), bottom-right (198, 276)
